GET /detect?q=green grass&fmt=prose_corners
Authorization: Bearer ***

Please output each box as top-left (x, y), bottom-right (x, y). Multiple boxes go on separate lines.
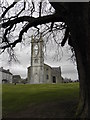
top-left (2, 83), bottom-right (79, 115)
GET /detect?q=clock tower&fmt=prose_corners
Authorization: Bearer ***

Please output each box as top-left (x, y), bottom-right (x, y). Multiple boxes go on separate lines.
top-left (30, 35), bottom-right (44, 84)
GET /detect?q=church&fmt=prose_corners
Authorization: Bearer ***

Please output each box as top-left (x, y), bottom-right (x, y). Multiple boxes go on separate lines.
top-left (27, 36), bottom-right (63, 84)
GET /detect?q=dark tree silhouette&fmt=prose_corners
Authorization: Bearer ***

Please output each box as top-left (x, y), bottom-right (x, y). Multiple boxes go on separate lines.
top-left (51, 3), bottom-right (90, 118)
top-left (0, 1), bottom-right (90, 118)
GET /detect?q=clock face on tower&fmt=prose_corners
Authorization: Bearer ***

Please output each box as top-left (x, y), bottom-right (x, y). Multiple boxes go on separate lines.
top-left (33, 44), bottom-right (39, 57)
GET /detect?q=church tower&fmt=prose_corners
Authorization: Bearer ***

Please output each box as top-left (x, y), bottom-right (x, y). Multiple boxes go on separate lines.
top-left (30, 35), bottom-right (44, 84)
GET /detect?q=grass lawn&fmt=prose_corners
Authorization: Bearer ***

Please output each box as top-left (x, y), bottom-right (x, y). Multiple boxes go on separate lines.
top-left (2, 83), bottom-right (79, 118)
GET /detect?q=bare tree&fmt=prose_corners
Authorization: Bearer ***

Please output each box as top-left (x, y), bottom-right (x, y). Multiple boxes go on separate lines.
top-left (0, 0), bottom-right (90, 118)
top-left (0, 0), bottom-right (66, 61)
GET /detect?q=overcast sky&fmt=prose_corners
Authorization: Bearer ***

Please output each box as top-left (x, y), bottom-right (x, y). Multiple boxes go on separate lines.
top-left (0, 40), bottom-right (78, 80)
top-left (0, 0), bottom-right (78, 80)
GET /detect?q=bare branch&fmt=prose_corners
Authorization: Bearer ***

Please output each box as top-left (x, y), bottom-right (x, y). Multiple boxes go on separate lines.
top-left (39, 2), bottom-right (42, 17)
top-left (1, 1), bottom-right (17, 18)
top-left (0, 12), bottom-right (66, 50)
top-left (61, 27), bottom-right (69, 47)
top-left (15, 1), bottom-right (26, 17)
top-left (2, 13), bottom-right (65, 29)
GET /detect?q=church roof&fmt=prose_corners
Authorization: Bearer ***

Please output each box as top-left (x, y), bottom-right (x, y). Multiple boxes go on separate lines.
top-left (52, 67), bottom-right (60, 72)
top-left (44, 63), bottom-right (52, 69)
top-left (27, 64), bottom-right (61, 72)
top-left (0, 67), bottom-right (12, 75)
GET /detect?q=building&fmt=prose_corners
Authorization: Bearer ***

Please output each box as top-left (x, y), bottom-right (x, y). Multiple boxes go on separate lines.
top-left (12, 75), bottom-right (21, 83)
top-left (0, 67), bottom-right (13, 84)
top-left (27, 36), bottom-right (63, 84)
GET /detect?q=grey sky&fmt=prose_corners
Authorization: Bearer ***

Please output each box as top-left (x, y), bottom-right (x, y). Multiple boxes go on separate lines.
top-left (0, 40), bottom-right (78, 80)
top-left (0, 0), bottom-right (78, 80)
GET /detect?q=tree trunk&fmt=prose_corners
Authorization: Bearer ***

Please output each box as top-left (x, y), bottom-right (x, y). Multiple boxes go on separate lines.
top-left (51, 2), bottom-right (90, 118)
top-left (74, 45), bottom-right (88, 118)
top-left (67, 3), bottom-right (89, 118)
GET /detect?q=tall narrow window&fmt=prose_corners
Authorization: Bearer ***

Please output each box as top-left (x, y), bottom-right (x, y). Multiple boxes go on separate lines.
top-left (34, 59), bottom-right (38, 63)
top-left (46, 75), bottom-right (49, 79)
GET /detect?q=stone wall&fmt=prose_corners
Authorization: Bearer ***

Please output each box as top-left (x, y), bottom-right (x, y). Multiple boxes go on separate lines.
top-left (27, 64), bottom-right (63, 84)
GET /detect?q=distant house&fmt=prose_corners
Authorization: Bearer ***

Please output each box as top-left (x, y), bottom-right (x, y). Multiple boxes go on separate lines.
top-left (0, 67), bottom-right (13, 84)
top-left (12, 75), bottom-right (21, 83)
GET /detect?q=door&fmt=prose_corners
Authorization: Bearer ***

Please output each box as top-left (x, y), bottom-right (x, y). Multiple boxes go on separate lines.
top-left (53, 76), bottom-right (56, 83)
